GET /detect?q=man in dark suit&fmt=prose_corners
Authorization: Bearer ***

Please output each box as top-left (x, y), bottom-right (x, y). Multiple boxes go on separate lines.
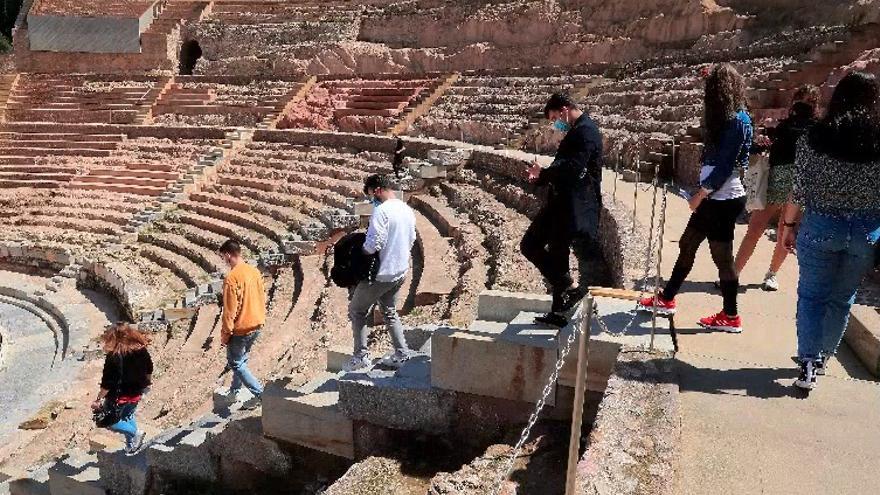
top-left (521, 93), bottom-right (604, 327)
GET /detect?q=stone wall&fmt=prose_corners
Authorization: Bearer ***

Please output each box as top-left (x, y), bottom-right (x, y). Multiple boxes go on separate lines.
top-left (575, 350), bottom-right (680, 495)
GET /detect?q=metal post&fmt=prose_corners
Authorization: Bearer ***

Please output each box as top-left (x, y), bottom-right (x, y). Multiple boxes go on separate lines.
top-left (612, 146), bottom-right (620, 202)
top-left (632, 153), bottom-right (639, 233)
top-left (650, 185), bottom-right (669, 352)
top-left (565, 296), bottom-right (593, 495)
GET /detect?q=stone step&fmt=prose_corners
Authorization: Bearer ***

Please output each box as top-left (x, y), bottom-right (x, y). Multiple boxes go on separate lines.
top-left (338, 354), bottom-right (453, 432)
top-left (262, 372), bottom-right (354, 459)
top-left (432, 310), bottom-right (560, 405)
top-left (145, 414), bottom-right (228, 486)
top-left (47, 450), bottom-right (106, 495)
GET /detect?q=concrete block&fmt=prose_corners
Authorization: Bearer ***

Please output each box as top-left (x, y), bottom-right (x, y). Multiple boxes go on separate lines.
top-left (431, 312), bottom-right (559, 405)
top-left (262, 373), bottom-right (354, 459)
top-left (845, 304), bottom-right (880, 377)
top-left (417, 164), bottom-right (447, 179)
top-left (48, 450), bottom-right (106, 495)
top-left (206, 415), bottom-right (292, 478)
top-left (476, 290), bottom-right (552, 322)
top-left (338, 356), bottom-right (455, 432)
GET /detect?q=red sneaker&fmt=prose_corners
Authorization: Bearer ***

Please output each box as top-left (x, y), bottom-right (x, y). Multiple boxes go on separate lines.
top-left (637, 294), bottom-right (676, 316)
top-left (698, 312), bottom-right (743, 333)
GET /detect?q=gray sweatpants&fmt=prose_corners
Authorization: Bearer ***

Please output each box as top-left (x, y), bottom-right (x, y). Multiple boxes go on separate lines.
top-left (348, 278), bottom-right (409, 356)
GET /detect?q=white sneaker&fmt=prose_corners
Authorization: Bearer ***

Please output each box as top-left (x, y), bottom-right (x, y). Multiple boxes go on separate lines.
top-left (379, 350), bottom-right (412, 368)
top-left (342, 353), bottom-right (372, 372)
top-left (124, 431), bottom-right (146, 456)
top-left (762, 272), bottom-right (779, 291)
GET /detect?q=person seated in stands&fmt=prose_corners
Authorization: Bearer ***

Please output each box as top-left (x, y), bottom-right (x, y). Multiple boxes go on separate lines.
top-left (782, 71), bottom-right (880, 391)
top-left (521, 92), bottom-right (604, 327)
top-left (217, 239), bottom-right (266, 410)
top-left (345, 174), bottom-right (416, 371)
top-left (638, 64), bottom-right (752, 334)
top-left (91, 323), bottom-right (153, 456)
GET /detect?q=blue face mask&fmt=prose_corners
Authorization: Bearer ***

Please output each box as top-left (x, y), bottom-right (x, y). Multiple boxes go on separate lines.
top-left (553, 119), bottom-right (570, 133)
top-left (370, 197), bottom-right (382, 208)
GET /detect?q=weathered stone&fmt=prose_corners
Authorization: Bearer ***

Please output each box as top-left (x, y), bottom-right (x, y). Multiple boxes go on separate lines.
top-left (338, 356), bottom-right (455, 432)
top-left (96, 448), bottom-right (149, 495)
top-left (48, 450), bottom-right (106, 495)
top-left (146, 415), bottom-right (225, 485)
top-left (476, 290), bottom-right (552, 323)
top-left (431, 312), bottom-right (559, 405)
top-left (262, 373), bottom-right (354, 459)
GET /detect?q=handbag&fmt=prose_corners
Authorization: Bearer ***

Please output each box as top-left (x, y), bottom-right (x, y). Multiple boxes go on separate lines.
top-left (744, 154), bottom-right (770, 212)
top-left (93, 354), bottom-right (124, 428)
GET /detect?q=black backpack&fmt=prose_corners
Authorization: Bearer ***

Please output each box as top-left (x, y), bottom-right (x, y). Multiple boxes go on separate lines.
top-left (330, 232), bottom-right (379, 288)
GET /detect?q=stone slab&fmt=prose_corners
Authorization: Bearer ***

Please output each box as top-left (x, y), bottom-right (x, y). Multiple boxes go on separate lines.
top-left (337, 356), bottom-right (455, 432)
top-left (146, 415), bottom-right (225, 484)
top-left (475, 290), bottom-right (552, 323)
top-left (326, 345), bottom-right (352, 373)
top-left (262, 373), bottom-right (354, 459)
top-left (431, 315), bottom-right (558, 405)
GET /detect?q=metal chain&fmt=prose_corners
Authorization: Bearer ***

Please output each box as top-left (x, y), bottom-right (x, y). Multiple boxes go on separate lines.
top-left (493, 302), bottom-right (588, 495)
top-left (595, 181), bottom-right (669, 337)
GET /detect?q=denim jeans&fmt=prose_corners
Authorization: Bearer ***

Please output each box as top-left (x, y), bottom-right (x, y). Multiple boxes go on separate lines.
top-left (227, 330), bottom-right (263, 396)
top-left (108, 402), bottom-right (139, 448)
top-left (348, 278), bottom-right (409, 356)
top-left (796, 211), bottom-right (880, 360)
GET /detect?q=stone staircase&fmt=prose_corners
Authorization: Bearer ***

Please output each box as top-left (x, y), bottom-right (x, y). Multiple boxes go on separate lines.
top-left (387, 73), bottom-right (460, 136)
top-left (1, 289), bottom-right (673, 494)
top-left (0, 75), bottom-right (20, 123)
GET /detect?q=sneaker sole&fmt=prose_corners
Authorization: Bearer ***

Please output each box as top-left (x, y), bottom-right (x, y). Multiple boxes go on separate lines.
top-left (761, 285), bottom-right (779, 292)
top-left (697, 322), bottom-right (743, 333)
top-left (794, 379), bottom-right (816, 391)
top-left (636, 304), bottom-right (676, 316)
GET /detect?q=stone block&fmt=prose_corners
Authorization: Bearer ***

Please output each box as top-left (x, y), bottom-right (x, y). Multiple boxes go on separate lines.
top-left (48, 450), bottom-right (106, 495)
top-left (352, 201), bottom-right (374, 216)
top-left (9, 244), bottom-right (24, 258)
top-left (845, 304), bottom-right (880, 377)
top-left (417, 164), bottom-right (447, 179)
top-left (403, 325), bottom-right (438, 352)
top-left (431, 312), bottom-right (559, 405)
top-left (326, 346), bottom-right (352, 373)
top-left (8, 477), bottom-right (50, 495)
top-left (338, 356), bottom-right (455, 432)
top-left (163, 307), bottom-right (196, 321)
top-left (475, 290), bottom-right (553, 323)
top-left (96, 448), bottom-right (149, 495)
top-left (262, 373), bottom-right (354, 459)
top-left (146, 415), bottom-right (226, 485)
top-left (207, 415), bottom-right (292, 478)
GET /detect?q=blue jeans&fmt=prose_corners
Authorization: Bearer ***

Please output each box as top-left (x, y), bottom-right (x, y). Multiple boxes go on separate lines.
top-left (108, 402), bottom-right (139, 448)
top-left (227, 330), bottom-right (263, 395)
top-left (796, 212), bottom-right (880, 360)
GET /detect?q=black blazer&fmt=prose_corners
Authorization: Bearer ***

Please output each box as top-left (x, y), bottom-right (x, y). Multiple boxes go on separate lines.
top-left (535, 113), bottom-right (604, 238)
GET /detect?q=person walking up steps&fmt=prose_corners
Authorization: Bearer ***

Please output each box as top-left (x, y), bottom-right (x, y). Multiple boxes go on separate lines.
top-left (734, 85), bottom-right (820, 291)
top-left (345, 174), bottom-right (416, 371)
top-left (521, 92), bottom-right (603, 327)
top-left (218, 239), bottom-right (266, 410)
top-left (638, 64), bottom-right (751, 333)
top-left (91, 323), bottom-right (153, 456)
top-left (783, 72), bottom-right (880, 391)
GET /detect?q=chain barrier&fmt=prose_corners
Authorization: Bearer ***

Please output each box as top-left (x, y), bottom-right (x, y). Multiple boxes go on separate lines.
top-left (493, 301), bottom-right (589, 495)
top-left (595, 178), bottom-right (669, 338)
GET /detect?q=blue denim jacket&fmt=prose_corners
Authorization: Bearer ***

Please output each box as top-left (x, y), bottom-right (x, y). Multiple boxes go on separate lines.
top-left (701, 110), bottom-right (752, 193)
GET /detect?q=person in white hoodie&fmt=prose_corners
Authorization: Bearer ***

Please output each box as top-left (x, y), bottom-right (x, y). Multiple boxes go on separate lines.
top-left (345, 174), bottom-right (416, 371)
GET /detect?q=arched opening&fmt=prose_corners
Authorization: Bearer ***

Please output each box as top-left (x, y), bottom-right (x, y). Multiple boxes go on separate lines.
top-left (178, 39), bottom-right (202, 75)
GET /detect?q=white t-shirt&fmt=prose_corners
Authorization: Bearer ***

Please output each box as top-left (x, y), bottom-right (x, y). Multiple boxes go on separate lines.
top-left (699, 165), bottom-right (745, 200)
top-left (363, 198), bottom-right (416, 282)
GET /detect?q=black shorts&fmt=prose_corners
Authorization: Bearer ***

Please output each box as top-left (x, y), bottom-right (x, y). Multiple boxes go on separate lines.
top-left (685, 197), bottom-right (746, 242)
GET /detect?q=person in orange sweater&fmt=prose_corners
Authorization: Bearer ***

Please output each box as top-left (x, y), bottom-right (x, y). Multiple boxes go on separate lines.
top-left (218, 239), bottom-right (266, 410)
